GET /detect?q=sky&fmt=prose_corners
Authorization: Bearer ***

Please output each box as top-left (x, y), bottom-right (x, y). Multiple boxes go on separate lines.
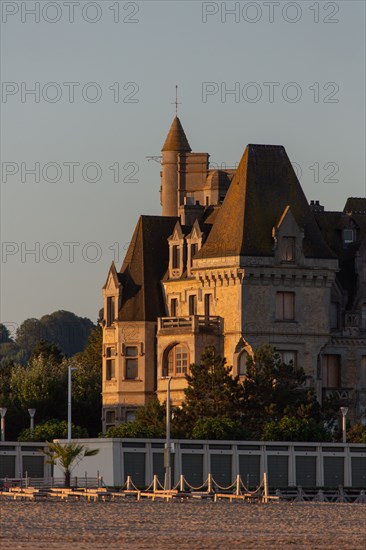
top-left (0, 0), bottom-right (365, 333)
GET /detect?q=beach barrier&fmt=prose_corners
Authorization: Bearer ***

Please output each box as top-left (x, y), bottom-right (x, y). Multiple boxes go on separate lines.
top-left (1, 474), bottom-right (365, 503)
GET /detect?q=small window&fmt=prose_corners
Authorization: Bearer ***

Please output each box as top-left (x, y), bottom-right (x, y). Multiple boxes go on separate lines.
top-left (278, 350), bottom-right (297, 366)
top-left (106, 410), bottom-right (116, 425)
top-left (322, 355), bottom-right (341, 388)
top-left (167, 345), bottom-right (189, 376)
top-left (343, 229), bottom-right (354, 246)
top-left (126, 411), bottom-right (136, 423)
top-left (171, 298), bottom-right (178, 317)
top-left (106, 347), bottom-right (116, 380)
top-left (204, 294), bottom-right (212, 317)
top-left (362, 305), bottom-right (366, 330)
top-left (330, 302), bottom-right (339, 329)
top-left (276, 292), bottom-right (295, 321)
top-left (360, 357), bottom-right (366, 388)
top-left (191, 243), bottom-right (198, 259)
top-left (125, 346), bottom-right (138, 379)
top-left (172, 245), bottom-right (180, 269)
top-left (106, 296), bottom-right (115, 327)
top-left (189, 295), bottom-right (197, 315)
top-left (281, 237), bottom-right (296, 262)
top-left (238, 351), bottom-right (248, 376)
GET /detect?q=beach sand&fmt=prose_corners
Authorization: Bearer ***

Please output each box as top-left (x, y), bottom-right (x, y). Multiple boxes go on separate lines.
top-left (1, 500), bottom-right (365, 549)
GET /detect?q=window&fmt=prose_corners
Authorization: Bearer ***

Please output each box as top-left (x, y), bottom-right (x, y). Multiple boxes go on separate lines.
top-left (343, 228), bottom-right (354, 246)
top-left (167, 345), bottom-right (189, 376)
top-left (106, 296), bottom-right (115, 327)
top-left (106, 347), bottom-right (116, 380)
top-left (278, 351), bottom-right (297, 366)
top-left (322, 355), bottom-right (341, 388)
top-left (330, 302), bottom-right (339, 329)
top-left (172, 245), bottom-right (180, 269)
top-left (361, 357), bottom-right (366, 388)
top-left (189, 295), bottom-right (197, 315)
top-left (191, 243), bottom-right (198, 259)
top-left (362, 305), bottom-right (366, 330)
top-left (281, 237), bottom-right (296, 262)
top-left (125, 346), bottom-right (138, 379)
top-left (238, 351), bottom-right (248, 376)
top-left (276, 292), bottom-right (295, 321)
top-left (126, 411), bottom-right (136, 423)
top-left (171, 298), bottom-right (178, 317)
top-left (204, 294), bottom-right (212, 317)
top-left (106, 410), bottom-right (116, 425)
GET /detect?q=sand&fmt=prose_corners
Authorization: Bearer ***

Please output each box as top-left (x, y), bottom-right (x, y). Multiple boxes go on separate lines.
top-left (0, 500), bottom-right (365, 549)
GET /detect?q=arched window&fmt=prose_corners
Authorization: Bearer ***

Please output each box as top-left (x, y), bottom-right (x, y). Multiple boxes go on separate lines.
top-left (238, 350), bottom-right (248, 376)
top-left (165, 344), bottom-right (189, 376)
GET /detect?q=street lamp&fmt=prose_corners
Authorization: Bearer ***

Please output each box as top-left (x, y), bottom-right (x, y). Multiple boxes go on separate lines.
top-left (340, 407), bottom-right (348, 444)
top-left (0, 408), bottom-right (7, 442)
top-left (164, 376), bottom-right (172, 491)
top-left (68, 365), bottom-right (77, 441)
top-left (28, 409), bottom-right (36, 433)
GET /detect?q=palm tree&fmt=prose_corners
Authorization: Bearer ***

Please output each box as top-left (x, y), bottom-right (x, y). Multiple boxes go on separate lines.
top-left (41, 441), bottom-right (99, 487)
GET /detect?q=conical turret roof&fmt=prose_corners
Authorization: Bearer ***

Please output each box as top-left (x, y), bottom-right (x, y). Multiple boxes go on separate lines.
top-left (162, 116), bottom-right (192, 152)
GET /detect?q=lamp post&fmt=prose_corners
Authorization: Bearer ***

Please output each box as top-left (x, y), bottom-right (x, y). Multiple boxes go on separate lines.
top-left (28, 409), bottom-right (36, 433)
top-left (340, 407), bottom-right (348, 444)
top-left (68, 365), bottom-right (77, 441)
top-left (164, 376), bottom-right (172, 491)
top-left (0, 408), bottom-right (7, 442)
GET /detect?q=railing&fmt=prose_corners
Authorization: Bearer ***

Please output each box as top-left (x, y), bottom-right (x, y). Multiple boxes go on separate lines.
top-left (323, 388), bottom-right (355, 401)
top-left (159, 315), bottom-right (221, 332)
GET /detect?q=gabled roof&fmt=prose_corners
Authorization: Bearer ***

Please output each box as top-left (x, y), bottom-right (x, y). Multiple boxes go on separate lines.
top-left (118, 216), bottom-right (178, 321)
top-left (196, 144), bottom-right (336, 260)
top-left (344, 197), bottom-right (366, 213)
top-left (162, 116), bottom-right (192, 152)
top-left (102, 261), bottom-right (122, 290)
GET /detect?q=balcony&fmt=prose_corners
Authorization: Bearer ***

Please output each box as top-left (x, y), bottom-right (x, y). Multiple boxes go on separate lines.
top-left (322, 388), bottom-right (355, 403)
top-left (158, 315), bottom-right (222, 334)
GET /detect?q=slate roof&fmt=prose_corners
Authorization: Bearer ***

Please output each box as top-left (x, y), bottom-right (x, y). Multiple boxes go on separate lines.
top-left (344, 197), bottom-right (366, 213)
top-left (161, 116), bottom-right (192, 152)
top-left (118, 216), bottom-right (178, 321)
top-left (196, 144), bottom-right (335, 259)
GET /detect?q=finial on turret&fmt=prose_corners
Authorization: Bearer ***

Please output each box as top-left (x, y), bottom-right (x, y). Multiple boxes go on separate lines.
top-left (171, 85), bottom-right (181, 115)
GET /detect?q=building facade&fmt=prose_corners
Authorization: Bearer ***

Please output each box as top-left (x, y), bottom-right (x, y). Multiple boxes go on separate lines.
top-left (101, 116), bottom-right (366, 432)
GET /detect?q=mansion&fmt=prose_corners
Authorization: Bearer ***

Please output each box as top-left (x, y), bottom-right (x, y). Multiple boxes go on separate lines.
top-left (101, 116), bottom-right (366, 432)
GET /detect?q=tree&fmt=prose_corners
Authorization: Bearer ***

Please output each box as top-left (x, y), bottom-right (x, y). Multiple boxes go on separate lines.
top-left (41, 441), bottom-right (99, 487)
top-left (71, 327), bottom-right (102, 436)
top-left (15, 311), bottom-right (95, 362)
top-left (261, 416), bottom-right (331, 442)
top-left (241, 345), bottom-right (323, 438)
top-left (174, 346), bottom-right (244, 438)
top-left (347, 423), bottom-right (366, 443)
top-left (191, 417), bottom-right (250, 440)
top-left (10, 350), bottom-right (68, 423)
top-left (105, 398), bottom-right (166, 439)
top-left (18, 419), bottom-right (88, 442)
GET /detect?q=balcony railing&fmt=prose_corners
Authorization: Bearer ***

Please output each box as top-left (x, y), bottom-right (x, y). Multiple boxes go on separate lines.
top-left (158, 315), bottom-right (221, 333)
top-left (322, 388), bottom-right (355, 402)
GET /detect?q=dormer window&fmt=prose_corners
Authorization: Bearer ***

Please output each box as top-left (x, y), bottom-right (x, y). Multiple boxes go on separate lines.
top-left (186, 220), bottom-right (203, 276)
top-left (106, 296), bottom-right (115, 327)
top-left (168, 222), bottom-right (185, 279)
top-left (172, 245), bottom-right (180, 269)
top-left (281, 237), bottom-right (296, 262)
top-left (343, 228), bottom-right (354, 246)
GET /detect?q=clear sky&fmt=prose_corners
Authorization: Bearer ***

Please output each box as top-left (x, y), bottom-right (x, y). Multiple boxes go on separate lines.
top-left (0, 0), bottom-right (365, 332)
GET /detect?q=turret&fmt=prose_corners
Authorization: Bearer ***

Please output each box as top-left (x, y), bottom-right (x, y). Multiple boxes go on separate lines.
top-left (161, 116), bottom-right (191, 217)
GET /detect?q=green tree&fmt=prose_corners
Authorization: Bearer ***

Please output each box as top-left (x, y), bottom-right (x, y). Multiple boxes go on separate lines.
top-left (261, 416), bottom-right (331, 442)
top-left (71, 327), bottom-right (103, 436)
top-left (18, 419), bottom-right (88, 442)
top-left (192, 417), bottom-right (250, 440)
top-left (41, 441), bottom-right (99, 487)
top-left (105, 398), bottom-right (166, 439)
top-left (347, 423), bottom-right (366, 443)
top-left (10, 350), bottom-right (68, 422)
top-left (241, 345), bottom-right (323, 438)
top-left (174, 346), bottom-right (244, 438)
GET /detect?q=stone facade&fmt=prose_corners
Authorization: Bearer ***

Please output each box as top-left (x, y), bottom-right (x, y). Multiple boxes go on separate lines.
top-left (101, 116), bottom-right (366, 432)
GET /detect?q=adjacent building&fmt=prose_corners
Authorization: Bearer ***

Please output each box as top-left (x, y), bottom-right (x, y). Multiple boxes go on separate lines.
top-left (101, 116), bottom-right (366, 432)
